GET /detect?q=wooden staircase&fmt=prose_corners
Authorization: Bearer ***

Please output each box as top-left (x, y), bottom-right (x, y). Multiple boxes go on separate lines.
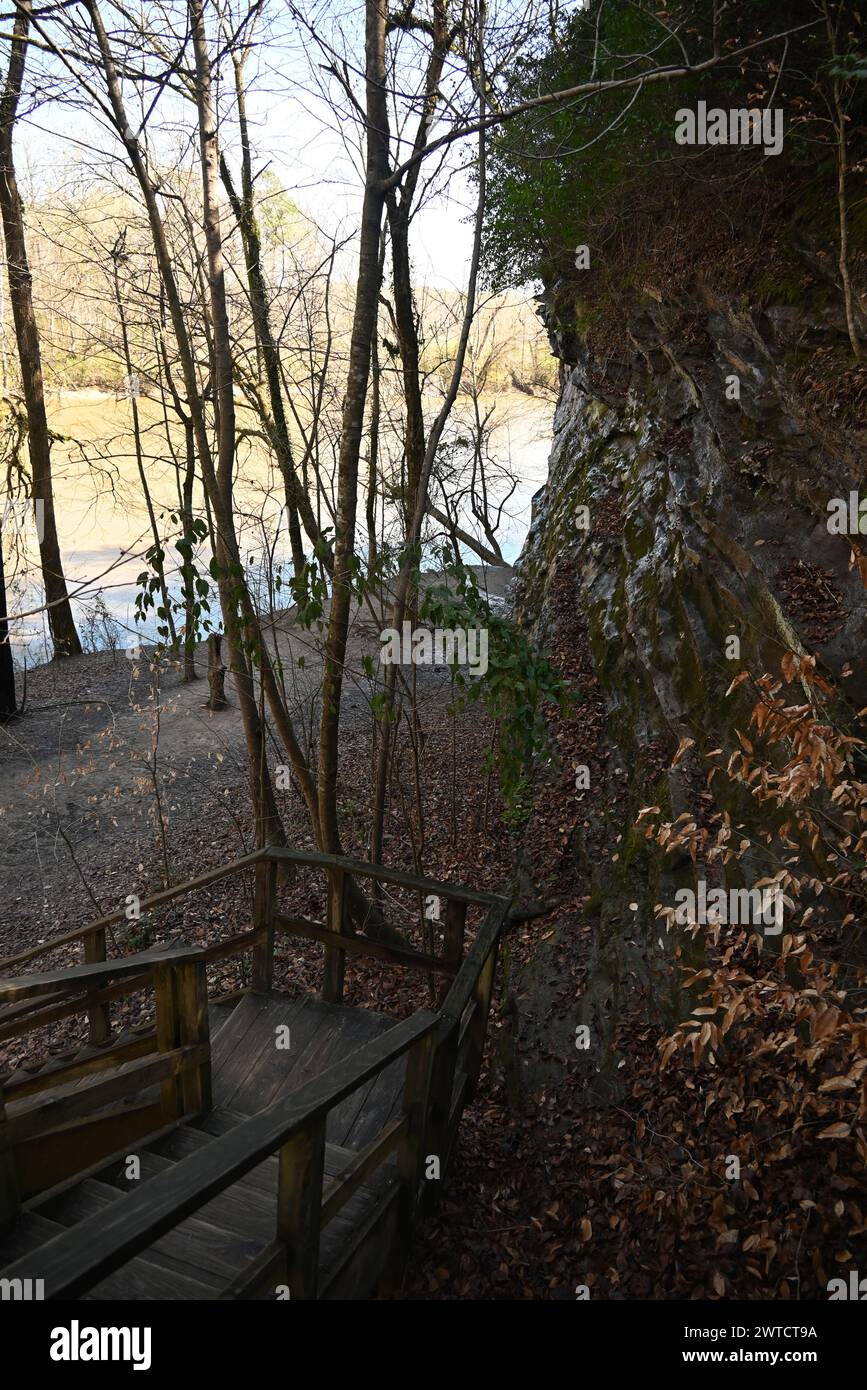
top-left (0, 849), bottom-right (509, 1300)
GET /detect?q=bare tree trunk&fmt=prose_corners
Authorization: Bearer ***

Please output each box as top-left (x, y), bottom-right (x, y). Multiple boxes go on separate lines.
top-left (385, 0), bottom-right (449, 530)
top-left (0, 514), bottom-right (16, 718)
top-left (155, 315), bottom-right (200, 682)
top-left (317, 0), bottom-right (390, 857)
top-left (370, 83), bottom-right (487, 863)
top-left (180, 417), bottom-right (198, 681)
top-left (0, 2), bottom-right (81, 658)
top-left (366, 321), bottom-right (381, 572)
top-left (824, 1), bottom-right (861, 360)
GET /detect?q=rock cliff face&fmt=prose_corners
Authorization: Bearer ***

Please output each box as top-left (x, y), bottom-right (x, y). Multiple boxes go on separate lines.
top-left (511, 274), bottom-right (867, 1050)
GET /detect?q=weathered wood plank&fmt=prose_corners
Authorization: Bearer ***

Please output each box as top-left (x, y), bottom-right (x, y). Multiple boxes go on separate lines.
top-left (318, 1180), bottom-right (402, 1301)
top-left (340, 1052), bottom-right (407, 1151)
top-left (45, 1178), bottom-right (260, 1289)
top-left (219, 1239), bottom-right (287, 1300)
top-left (199, 931), bottom-right (258, 966)
top-left (209, 994), bottom-right (264, 1083)
top-left (213, 996), bottom-right (318, 1113)
top-left (440, 898), bottom-right (467, 1004)
top-left (175, 960), bottom-right (212, 1116)
top-left (422, 1016), bottom-right (460, 1183)
top-left (13, 1101), bottom-right (164, 1200)
top-left (155, 964), bottom-right (181, 1124)
top-left (396, 1030), bottom-right (435, 1222)
top-left (440, 898), bottom-right (509, 1023)
top-left (218, 996), bottom-right (318, 1116)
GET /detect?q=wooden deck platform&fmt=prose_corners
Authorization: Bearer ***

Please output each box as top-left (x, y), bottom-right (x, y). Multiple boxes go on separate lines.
top-left (210, 994), bottom-right (408, 1148)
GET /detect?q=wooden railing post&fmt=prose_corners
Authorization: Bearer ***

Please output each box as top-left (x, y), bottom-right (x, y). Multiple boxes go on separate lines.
top-left (397, 1030), bottom-right (435, 1231)
top-left (465, 938), bottom-right (500, 1102)
top-left (175, 957), bottom-right (212, 1117)
top-left (439, 897), bottom-right (466, 1004)
top-left (0, 1089), bottom-right (20, 1232)
top-left (154, 963), bottom-right (182, 1124)
top-left (423, 1019), bottom-right (459, 1200)
top-left (83, 927), bottom-right (110, 1044)
top-left (322, 866), bottom-right (347, 1003)
top-left (252, 856), bottom-right (277, 994)
top-left (277, 1117), bottom-right (326, 1299)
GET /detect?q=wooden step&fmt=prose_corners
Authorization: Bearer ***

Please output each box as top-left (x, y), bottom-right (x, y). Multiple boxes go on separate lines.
top-left (15, 1106), bottom-right (397, 1299)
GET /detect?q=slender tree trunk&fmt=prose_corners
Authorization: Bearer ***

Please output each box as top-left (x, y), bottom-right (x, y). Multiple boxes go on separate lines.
top-left (370, 86), bottom-right (486, 863)
top-left (367, 326), bottom-right (380, 572)
top-left (0, 514), bottom-right (16, 718)
top-left (384, 0), bottom-right (449, 530)
top-left (387, 204), bottom-right (426, 531)
top-left (180, 418), bottom-right (198, 681)
top-left (0, 3), bottom-right (81, 657)
top-left (155, 318), bottom-right (200, 682)
top-left (824, 3), bottom-right (861, 360)
top-left (317, 0), bottom-right (390, 857)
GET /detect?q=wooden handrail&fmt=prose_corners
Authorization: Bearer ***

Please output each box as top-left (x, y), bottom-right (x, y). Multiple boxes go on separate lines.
top-left (0, 942), bottom-right (204, 1004)
top-left (273, 913), bottom-right (458, 977)
top-left (262, 845), bottom-right (508, 908)
top-left (1, 1010), bottom-right (437, 1299)
top-left (440, 898), bottom-right (509, 1023)
top-left (0, 847), bottom-right (507, 983)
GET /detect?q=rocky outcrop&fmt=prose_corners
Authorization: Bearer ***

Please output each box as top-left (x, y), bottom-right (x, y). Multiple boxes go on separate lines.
top-left (511, 276), bottom-right (867, 1051)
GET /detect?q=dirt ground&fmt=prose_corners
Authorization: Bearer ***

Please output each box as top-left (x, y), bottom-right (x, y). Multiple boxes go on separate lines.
top-left (0, 566), bottom-right (513, 963)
